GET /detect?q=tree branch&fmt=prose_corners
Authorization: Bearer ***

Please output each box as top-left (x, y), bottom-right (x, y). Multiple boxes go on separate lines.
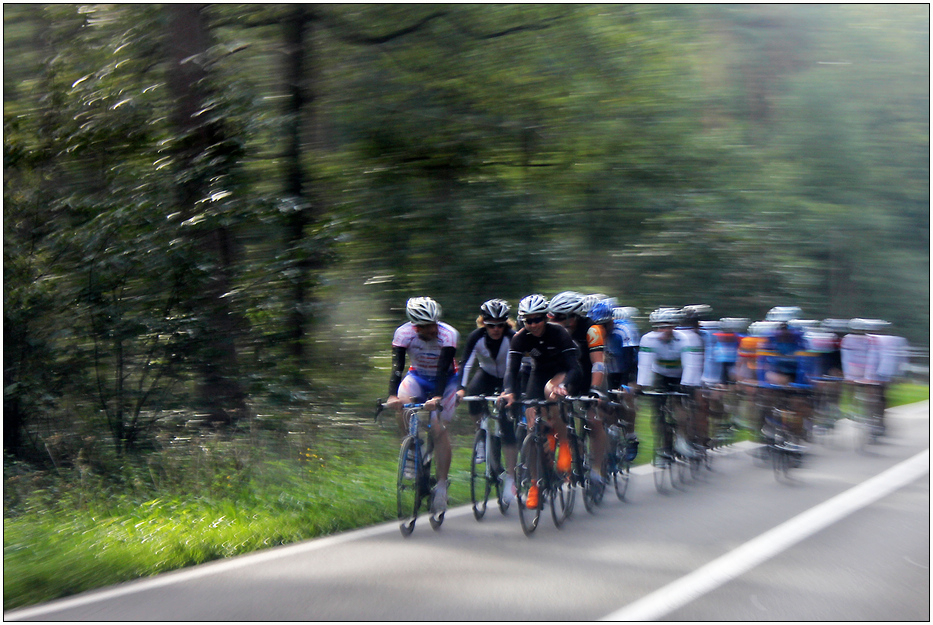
top-left (322, 10), bottom-right (449, 45)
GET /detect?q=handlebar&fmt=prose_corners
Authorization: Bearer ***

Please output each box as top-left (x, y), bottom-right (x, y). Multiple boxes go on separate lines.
top-left (374, 399), bottom-right (427, 421)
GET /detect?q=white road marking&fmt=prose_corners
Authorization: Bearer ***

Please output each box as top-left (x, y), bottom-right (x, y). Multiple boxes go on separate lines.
top-left (601, 448), bottom-right (930, 621)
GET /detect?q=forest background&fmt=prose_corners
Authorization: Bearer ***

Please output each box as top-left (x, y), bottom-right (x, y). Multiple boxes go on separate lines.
top-left (3, 3), bottom-right (930, 609)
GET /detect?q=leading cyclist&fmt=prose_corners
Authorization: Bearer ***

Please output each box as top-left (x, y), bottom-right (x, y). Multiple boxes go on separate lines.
top-left (385, 297), bottom-right (460, 515)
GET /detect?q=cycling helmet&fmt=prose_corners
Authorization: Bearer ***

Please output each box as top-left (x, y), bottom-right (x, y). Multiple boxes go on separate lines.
top-left (579, 293), bottom-right (607, 317)
top-left (589, 298), bottom-right (615, 324)
top-left (613, 306), bottom-right (638, 321)
top-left (849, 318), bottom-right (872, 332)
top-left (548, 291), bottom-right (583, 316)
top-left (749, 321), bottom-right (779, 337)
top-left (518, 294), bottom-right (549, 319)
top-left (789, 319), bottom-right (818, 331)
top-left (406, 297), bottom-right (441, 325)
top-left (719, 317), bottom-right (749, 333)
top-left (867, 319), bottom-right (891, 333)
top-left (766, 306), bottom-right (802, 322)
top-left (821, 318), bottom-right (849, 334)
top-left (480, 298), bottom-right (510, 321)
top-left (649, 307), bottom-right (682, 327)
top-left (683, 304), bottom-right (713, 322)
top-left (700, 320), bottom-right (721, 332)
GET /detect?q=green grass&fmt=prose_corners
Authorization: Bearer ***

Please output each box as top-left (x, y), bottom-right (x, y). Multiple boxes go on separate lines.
top-left (4, 383), bottom-right (927, 611)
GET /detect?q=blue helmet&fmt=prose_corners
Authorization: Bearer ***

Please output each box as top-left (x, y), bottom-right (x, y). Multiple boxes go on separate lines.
top-left (589, 298), bottom-right (615, 324)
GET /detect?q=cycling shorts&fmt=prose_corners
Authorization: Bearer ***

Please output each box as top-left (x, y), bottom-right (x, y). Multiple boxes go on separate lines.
top-left (398, 371), bottom-right (459, 422)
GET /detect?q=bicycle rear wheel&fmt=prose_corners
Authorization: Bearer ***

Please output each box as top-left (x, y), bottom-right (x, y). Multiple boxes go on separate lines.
top-left (397, 437), bottom-right (419, 536)
top-left (516, 434), bottom-right (542, 536)
top-left (613, 459), bottom-right (630, 501)
top-left (470, 429), bottom-right (490, 520)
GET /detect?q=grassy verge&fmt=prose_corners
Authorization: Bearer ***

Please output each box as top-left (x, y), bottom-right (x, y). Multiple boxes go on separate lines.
top-left (4, 383), bottom-right (927, 611)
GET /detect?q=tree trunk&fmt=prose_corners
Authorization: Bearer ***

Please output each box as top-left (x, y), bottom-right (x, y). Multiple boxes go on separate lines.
top-left (165, 4), bottom-right (246, 425)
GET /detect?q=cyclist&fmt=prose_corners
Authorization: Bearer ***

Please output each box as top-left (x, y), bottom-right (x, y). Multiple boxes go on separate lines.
top-left (758, 309), bottom-right (813, 441)
top-left (703, 317), bottom-right (748, 440)
top-left (456, 298), bottom-right (518, 501)
top-left (385, 297), bottom-right (460, 515)
top-left (860, 319), bottom-right (908, 435)
top-left (499, 293), bottom-right (582, 509)
top-left (608, 305), bottom-right (641, 459)
top-left (681, 305), bottom-right (714, 450)
top-left (806, 318), bottom-right (847, 429)
top-left (635, 307), bottom-right (704, 459)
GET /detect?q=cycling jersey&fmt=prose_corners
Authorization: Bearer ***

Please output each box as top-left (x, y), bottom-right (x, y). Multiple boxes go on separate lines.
top-left (390, 321), bottom-right (459, 394)
top-left (804, 329), bottom-right (842, 378)
top-left (458, 326), bottom-right (516, 389)
top-left (569, 318), bottom-right (606, 393)
top-left (840, 333), bottom-right (871, 381)
top-left (503, 322), bottom-right (580, 398)
top-left (758, 327), bottom-right (812, 385)
top-left (737, 334), bottom-right (768, 381)
top-left (702, 331), bottom-right (741, 385)
top-left (637, 329), bottom-right (703, 387)
top-left (607, 319), bottom-right (640, 380)
top-left (864, 334), bottom-right (909, 383)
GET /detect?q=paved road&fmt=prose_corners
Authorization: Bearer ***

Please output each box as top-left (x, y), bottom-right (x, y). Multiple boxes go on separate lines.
top-left (7, 402), bottom-right (929, 621)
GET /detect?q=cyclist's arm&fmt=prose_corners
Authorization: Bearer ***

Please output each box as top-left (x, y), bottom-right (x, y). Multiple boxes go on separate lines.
top-left (433, 346), bottom-right (457, 401)
top-left (502, 333), bottom-right (524, 397)
top-left (458, 328), bottom-right (483, 390)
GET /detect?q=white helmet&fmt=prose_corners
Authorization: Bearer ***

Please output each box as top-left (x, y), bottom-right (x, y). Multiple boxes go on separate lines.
top-left (518, 294), bottom-right (549, 319)
top-left (766, 306), bottom-right (802, 322)
top-left (649, 307), bottom-right (682, 327)
top-left (579, 293), bottom-right (606, 317)
top-left (613, 306), bottom-right (638, 321)
top-left (548, 291), bottom-right (583, 316)
top-left (821, 318), bottom-right (849, 334)
top-left (849, 318), bottom-right (873, 332)
top-left (719, 317), bottom-right (749, 333)
top-left (749, 321), bottom-right (779, 337)
top-left (789, 319), bottom-right (819, 331)
top-left (700, 320), bottom-right (721, 331)
top-left (406, 297), bottom-right (441, 325)
top-left (480, 299), bottom-right (510, 321)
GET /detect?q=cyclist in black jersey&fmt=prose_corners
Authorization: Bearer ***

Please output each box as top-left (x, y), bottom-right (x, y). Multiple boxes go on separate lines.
top-left (499, 295), bottom-right (581, 508)
top-left (456, 299), bottom-right (518, 502)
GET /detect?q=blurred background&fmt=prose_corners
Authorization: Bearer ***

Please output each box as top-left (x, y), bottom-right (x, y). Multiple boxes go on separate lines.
top-left (4, 4), bottom-right (928, 460)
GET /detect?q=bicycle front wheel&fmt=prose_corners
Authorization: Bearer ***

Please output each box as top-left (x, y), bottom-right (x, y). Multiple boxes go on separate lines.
top-left (470, 429), bottom-right (490, 520)
top-left (516, 434), bottom-right (542, 536)
top-left (397, 437), bottom-right (419, 536)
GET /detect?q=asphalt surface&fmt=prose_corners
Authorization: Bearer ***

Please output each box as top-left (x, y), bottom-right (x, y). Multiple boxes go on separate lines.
top-left (6, 401), bottom-right (929, 621)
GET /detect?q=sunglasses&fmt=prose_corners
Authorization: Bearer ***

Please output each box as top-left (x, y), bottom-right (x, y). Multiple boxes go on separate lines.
top-left (550, 313), bottom-right (573, 322)
top-left (524, 315), bottom-right (547, 325)
top-left (484, 322), bottom-right (508, 329)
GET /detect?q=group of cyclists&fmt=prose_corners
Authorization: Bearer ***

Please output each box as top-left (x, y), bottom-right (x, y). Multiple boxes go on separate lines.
top-left (384, 293), bottom-right (910, 516)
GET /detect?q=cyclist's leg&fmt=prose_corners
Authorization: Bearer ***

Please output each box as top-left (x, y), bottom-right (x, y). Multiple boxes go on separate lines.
top-left (432, 378), bottom-right (459, 481)
top-left (544, 372), bottom-right (570, 442)
top-left (397, 373), bottom-right (427, 433)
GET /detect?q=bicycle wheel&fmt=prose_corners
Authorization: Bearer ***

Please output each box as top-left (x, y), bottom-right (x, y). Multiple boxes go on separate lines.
top-left (674, 454), bottom-right (690, 487)
top-left (653, 451), bottom-right (670, 493)
top-left (550, 432), bottom-right (576, 526)
top-left (470, 429), bottom-right (490, 520)
top-left (516, 434), bottom-right (542, 536)
top-left (397, 437), bottom-right (419, 536)
top-left (582, 432), bottom-right (605, 514)
top-left (614, 458), bottom-right (630, 501)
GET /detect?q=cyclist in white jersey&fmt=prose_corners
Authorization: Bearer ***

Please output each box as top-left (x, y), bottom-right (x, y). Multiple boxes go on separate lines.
top-left (386, 297), bottom-right (460, 514)
top-left (862, 319), bottom-right (909, 435)
top-left (456, 299), bottom-right (518, 501)
top-left (636, 307), bottom-right (704, 458)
